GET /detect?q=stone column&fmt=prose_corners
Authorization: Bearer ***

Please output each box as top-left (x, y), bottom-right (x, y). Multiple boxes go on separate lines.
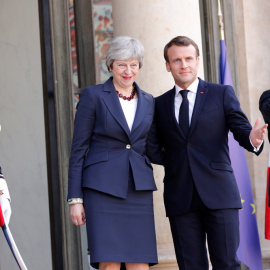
top-left (112, 1), bottom-right (204, 268)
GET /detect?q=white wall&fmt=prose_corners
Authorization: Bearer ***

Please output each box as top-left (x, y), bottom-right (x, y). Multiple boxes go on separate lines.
top-left (0, 1), bottom-right (52, 269)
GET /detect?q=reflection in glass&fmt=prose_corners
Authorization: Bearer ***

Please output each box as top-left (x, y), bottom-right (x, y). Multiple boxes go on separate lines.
top-left (93, 0), bottom-right (113, 84)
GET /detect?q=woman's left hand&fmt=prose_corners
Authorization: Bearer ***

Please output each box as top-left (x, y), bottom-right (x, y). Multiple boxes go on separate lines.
top-left (70, 203), bottom-right (86, 226)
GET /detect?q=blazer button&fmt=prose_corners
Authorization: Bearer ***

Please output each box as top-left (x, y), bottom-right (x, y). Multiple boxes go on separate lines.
top-left (187, 143), bottom-right (191, 148)
top-left (126, 144), bottom-right (131, 149)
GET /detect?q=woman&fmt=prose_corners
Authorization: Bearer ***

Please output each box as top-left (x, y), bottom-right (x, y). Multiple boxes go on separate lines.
top-left (68, 36), bottom-right (158, 270)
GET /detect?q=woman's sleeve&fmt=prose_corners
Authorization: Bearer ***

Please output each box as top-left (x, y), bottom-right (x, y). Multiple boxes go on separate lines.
top-left (68, 88), bottom-right (96, 199)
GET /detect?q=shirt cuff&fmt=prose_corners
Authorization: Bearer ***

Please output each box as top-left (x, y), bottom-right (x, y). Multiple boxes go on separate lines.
top-left (68, 198), bottom-right (83, 205)
top-left (249, 137), bottom-right (263, 152)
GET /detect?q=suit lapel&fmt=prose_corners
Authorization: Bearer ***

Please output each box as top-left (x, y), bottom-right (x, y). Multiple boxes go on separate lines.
top-left (131, 83), bottom-right (148, 132)
top-left (102, 78), bottom-right (131, 137)
top-left (189, 78), bottom-right (208, 136)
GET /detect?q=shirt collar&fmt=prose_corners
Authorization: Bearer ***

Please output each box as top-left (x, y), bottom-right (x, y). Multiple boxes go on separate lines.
top-left (175, 78), bottom-right (199, 96)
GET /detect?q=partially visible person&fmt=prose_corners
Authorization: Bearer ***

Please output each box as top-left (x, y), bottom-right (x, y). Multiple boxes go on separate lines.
top-left (259, 90), bottom-right (270, 209)
top-left (0, 166), bottom-right (11, 225)
top-left (260, 90), bottom-right (270, 142)
top-left (147, 35), bottom-right (267, 270)
top-left (68, 36), bottom-right (158, 270)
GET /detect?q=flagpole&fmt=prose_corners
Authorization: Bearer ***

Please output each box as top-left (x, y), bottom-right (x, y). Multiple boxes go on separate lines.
top-left (0, 204), bottom-right (28, 270)
top-left (217, 0), bottom-right (224, 41)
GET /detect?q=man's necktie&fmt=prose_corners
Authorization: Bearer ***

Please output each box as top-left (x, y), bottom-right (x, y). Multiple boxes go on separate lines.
top-left (179, 90), bottom-right (189, 138)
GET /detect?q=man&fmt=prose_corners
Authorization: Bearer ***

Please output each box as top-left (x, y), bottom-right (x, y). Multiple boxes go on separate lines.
top-left (147, 36), bottom-right (267, 269)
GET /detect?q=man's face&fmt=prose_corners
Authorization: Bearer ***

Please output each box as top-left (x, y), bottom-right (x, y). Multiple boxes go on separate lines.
top-left (166, 44), bottom-right (200, 89)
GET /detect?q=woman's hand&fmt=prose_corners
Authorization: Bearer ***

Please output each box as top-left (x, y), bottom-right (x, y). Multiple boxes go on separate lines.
top-left (70, 203), bottom-right (86, 226)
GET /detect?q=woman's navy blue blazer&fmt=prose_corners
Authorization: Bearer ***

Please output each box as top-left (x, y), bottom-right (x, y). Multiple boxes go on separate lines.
top-left (68, 78), bottom-right (157, 199)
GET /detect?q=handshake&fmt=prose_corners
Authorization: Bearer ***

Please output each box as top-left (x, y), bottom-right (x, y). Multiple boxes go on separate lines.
top-left (0, 167), bottom-right (11, 225)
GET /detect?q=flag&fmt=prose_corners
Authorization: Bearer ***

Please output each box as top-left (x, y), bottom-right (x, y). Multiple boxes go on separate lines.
top-left (0, 203), bottom-right (28, 270)
top-left (219, 39), bottom-right (263, 269)
top-left (265, 152), bottom-right (270, 239)
top-left (258, 90), bottom-right (270, 239)
top-left (0, 204), bottom-right (5, 227)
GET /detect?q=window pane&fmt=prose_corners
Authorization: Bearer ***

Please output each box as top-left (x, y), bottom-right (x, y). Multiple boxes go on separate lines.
top-left (93, 0), bottom-right (113, 83)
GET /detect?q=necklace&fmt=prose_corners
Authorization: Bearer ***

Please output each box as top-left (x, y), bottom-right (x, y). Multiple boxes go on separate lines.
top-left (116, 86), bottom-right (136, 101)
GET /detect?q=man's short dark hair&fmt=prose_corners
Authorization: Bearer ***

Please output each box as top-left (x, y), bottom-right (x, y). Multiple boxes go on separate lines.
top-left (164, 36), bottom-right (200, 63)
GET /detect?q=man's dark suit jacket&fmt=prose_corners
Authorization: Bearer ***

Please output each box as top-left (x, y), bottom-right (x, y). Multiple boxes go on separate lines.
top-left (68, 78), bottom-right (157, 200)
top-left (147, 78), bottom-right (262, 217)
top-left (259, 90), bottom-right (270, 142)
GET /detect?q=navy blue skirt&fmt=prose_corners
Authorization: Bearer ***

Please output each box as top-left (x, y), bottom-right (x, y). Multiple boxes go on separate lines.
top-left (83, 174), bottom-right (158, 269)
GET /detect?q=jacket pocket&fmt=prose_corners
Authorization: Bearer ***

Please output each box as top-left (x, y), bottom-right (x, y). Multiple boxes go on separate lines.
top-left (210, 162), bottom-right (233, 172)
top-left (83, 151), bottom-right (108, 169)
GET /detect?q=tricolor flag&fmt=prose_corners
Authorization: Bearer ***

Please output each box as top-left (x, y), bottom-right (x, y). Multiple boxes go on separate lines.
top-left (0, 204), bottom-right (5, 227)
top-left (0, 203), bottom-right (28, 270)
top-left (265, 155), bottom-right (270, 240)
top-left (219, 39), bottom-right (263, 269)
top-left (258, 90), bottom-right (270, 240)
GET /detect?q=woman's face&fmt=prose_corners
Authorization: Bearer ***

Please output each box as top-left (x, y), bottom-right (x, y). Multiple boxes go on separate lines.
top-left (111, 59), bottom-right (140, 90)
